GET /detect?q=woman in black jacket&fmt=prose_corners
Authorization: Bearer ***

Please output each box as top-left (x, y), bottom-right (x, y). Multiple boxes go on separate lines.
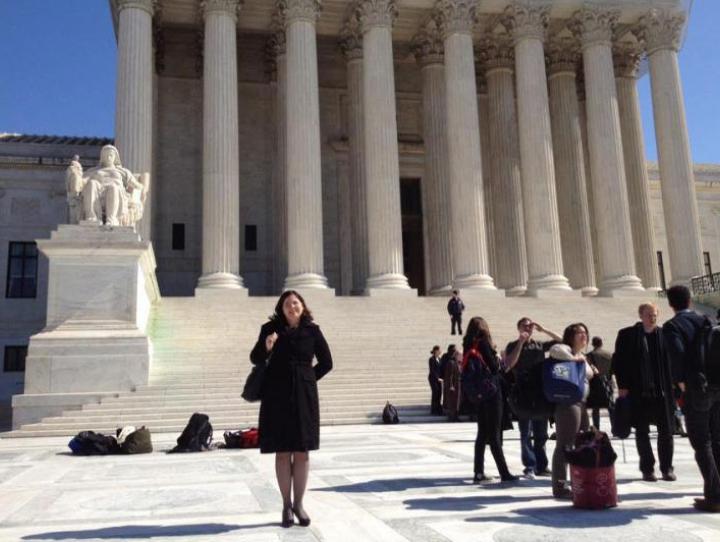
top-left (250, 290), bottom-right (333, 528)
top-left (464, 317), bottom-right (518, 483)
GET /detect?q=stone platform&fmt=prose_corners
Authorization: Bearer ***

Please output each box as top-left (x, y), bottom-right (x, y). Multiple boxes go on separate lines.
top-left (0, 421), bottom-right (718, 541)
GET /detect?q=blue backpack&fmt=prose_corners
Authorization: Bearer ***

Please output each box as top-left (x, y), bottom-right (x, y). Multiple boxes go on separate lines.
top-left (543, 358), bottom-right (586, 405)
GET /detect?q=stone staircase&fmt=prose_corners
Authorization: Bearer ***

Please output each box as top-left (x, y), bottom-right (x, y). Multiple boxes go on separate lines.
top-left (6, 291), bottom-right (669, 437)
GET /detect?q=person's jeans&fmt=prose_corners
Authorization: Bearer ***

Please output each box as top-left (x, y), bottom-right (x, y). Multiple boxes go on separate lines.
top-left (683, 390), bottom-right (720, 503)
top-left (451, 315), bottom-right (462, 335)
top-left (518, 418), bottom-right (549, 474)
top-left (634, 397), bottom-right (674, 475)
top-left (552, 402), bottom-right (589, 485)
top-left (474, 395), bottom-right (510, 478)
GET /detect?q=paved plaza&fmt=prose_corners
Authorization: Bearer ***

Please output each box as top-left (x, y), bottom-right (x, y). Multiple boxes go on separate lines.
top-left (0, 421), bottom-right (718, 541)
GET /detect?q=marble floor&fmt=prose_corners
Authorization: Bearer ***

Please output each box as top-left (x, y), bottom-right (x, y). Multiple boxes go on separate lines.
top-left (0, 420), bottom-right (718, 541)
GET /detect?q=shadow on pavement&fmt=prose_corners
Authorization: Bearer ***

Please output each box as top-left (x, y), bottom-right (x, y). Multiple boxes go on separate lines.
top-left (316, 477), bottom-right (473, 493)
top-left (22, 522), bottom-right (276, 540)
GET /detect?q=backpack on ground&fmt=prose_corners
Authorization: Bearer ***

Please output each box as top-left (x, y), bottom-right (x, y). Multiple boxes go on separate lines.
top-left (68, 431), bottom-right (120, 455)
top-left (120, 426), bottom-right (153, 454)
top-left (461, 347), bottom-right (499, 405)
top-left (543, 345), bottom-right (587, 405)
top-left (382, 401), bottom-right (399, 424)
top-left (169, 413), bottom-right (213, 453)
top-left (223, 428), bottom-right (259, 448)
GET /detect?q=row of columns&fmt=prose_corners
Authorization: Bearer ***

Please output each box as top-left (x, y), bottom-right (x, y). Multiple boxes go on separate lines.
top-left (113, 0), bottom-right (704, 294)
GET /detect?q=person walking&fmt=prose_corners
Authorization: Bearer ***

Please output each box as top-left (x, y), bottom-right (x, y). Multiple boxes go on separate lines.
top-left (663, 285), bottom-right (720, 513)
top-left (613, 303), bottom-right (676, 482)
top-left (464, 317), bottom-right (519, 483)
top-left (505, 317), bottom-right (561, 479)
top-left (549, 323), bottom-right (597, 499)
top-left (586, 336), bottom-right (614, 430)
top-left (249, 290), bottom-right (333, 527)
top-left (447, 290), bottom-right (465, 335)
top-left (428, 345), bottom-right (443, 415)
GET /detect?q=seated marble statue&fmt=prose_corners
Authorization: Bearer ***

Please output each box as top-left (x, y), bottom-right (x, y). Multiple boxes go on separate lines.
top-left (65, 145), bottom-right (149, 227)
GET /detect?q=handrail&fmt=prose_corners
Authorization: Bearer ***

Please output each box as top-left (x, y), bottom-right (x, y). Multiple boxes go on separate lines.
top-left (691, 272), bottom-right (720, 296)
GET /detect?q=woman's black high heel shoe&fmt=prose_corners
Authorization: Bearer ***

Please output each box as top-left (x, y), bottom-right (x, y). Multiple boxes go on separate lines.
top-left (281, 506), bottom-right (294, 528)
top-left (292, 506), bottom-right (311, 527)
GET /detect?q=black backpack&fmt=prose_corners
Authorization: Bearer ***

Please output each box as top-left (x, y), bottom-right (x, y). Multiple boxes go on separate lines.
top-left (508, 362), bottom-right (554, 420)
top-left (461, 348), bottom-right (499, 405)
top-left (683, 316), bottom-right (720, 396)
top-left (120, 426), bottom-right (153, 454)
top-left (382, 402), bottom-right (399, 424)
top-left (68, 431), bottom-right (120, 455)
top-left (170, 413), bottom-right (213, 453)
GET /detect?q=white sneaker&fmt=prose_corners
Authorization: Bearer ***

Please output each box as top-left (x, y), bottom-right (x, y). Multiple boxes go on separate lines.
top-left (523, 470), bottom-right (536, 480)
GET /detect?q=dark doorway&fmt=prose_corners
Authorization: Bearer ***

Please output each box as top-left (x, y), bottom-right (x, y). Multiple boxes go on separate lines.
top-left (401, 178), bottom-right (426, 295)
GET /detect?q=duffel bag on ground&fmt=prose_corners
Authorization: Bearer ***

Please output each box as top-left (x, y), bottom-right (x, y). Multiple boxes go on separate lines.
top-left (224, 428), bottom-right (259, 449)
top-left (121, 426), bottom-right (153, 454)
top-left (68, 431), bottom-right (120, 455)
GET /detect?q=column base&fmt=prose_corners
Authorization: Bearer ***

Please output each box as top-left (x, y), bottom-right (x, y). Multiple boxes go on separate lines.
top-left (284, 273), bottom-right (329, 290)
top-left (504, 286), bottom-right (528, 298)
top-left (453, 274), bottom-right (496, 290)
top-left (598, 275), bottom-right (646, 297)
top-left (581, 287), bottom-right (600, 297)
top-left (365, 273), bottom-right (411, 290)
top-left (428, 284), bottom-right (454, 297)
top-left (197, 272), bottom-right (245, 290)
top-left (525, 274), bottom-right (573, 297)
top-left (365, 287), bottom-right (418, 297)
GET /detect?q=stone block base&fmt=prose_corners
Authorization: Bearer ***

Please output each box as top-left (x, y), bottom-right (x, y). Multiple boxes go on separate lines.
top-left (525, 288), bottom-right (582, 299)
top-left (597, 287), bottom-right (653, 298)
top-left (364, 288), bottom-right (418, 297)
top-left (12, 392), bottom-right (117, 429)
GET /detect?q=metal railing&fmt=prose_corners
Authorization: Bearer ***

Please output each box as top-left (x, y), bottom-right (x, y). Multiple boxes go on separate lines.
top-left (691, 272), bottom-right (720, 296)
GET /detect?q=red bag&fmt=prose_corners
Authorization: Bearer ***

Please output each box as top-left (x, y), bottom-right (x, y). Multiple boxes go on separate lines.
top-left (223, 428), bottom-right (259, 449)
top-left (570, 463), bottom-right (618, 509)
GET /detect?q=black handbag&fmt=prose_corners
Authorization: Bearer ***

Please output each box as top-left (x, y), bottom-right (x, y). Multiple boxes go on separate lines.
top-left (242, 358), bottom-right (268, 402)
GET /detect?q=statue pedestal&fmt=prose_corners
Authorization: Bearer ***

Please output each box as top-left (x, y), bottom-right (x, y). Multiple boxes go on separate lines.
top-left (12, 225), bottom-right (160, 429)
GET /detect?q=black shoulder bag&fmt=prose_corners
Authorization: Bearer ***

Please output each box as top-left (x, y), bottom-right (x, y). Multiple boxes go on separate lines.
top-left (242, 354), bottom-right (270, 402)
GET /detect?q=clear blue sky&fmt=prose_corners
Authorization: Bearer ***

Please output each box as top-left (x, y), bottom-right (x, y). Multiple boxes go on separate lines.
top-left (0, 0), bottom-right (718, 163)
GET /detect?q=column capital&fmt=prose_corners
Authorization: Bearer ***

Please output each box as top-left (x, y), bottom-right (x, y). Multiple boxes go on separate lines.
top-left (613, 42), bottom-right (642, 79)
top-left (355, 0), bottom-right (397, 32)
top-left (434, 0), bottom-right (477, 38)
top-left (277, 0), bottom-right (322, 26)
top-left (476, 70), bottom-right (488, 94)
top-left (637, 9), bottom-right (686, 55)
top-left (117, 0), bottom-right (157, 15)
top-left (546, 36), bottom-right (581, 76)
top-left (201, 0), bottom-right (242, 21)
top-left (264, 29), bottom-right (286, 80)
top-left (570, 7), bottom-right (619, 49)
top-left (576, 67), bottom-right (586, 102)
top-left (411, 19), bottom-right (444, 66)
top-left (478, 33), bottom-right (515, 72)
top-left (340, 12), bottom-right (363, 60)
top-left (502, 3), bottom-right (549, 43)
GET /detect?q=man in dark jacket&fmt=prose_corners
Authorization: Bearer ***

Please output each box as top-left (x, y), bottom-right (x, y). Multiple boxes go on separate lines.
top-left (447, 290), bottom-right (465, 335)
top-left (428, 345), bottom-right (443, 415)
top-left (587, 336), bottom-right (613, 429)
top-left (613, 302), bottom-right (675, 482)
top-left (664, 285), bottom-right (720, 512)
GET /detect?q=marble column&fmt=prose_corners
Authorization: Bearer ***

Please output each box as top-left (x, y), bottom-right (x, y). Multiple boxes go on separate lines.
top-left (482, 34), bottom-right (527, 295)
top-left (573, 8), bottom-right (643, 294)
top-left (412, 21), bottom-right (453, 295)
top-left (436, 0), bottom-right (494, 290)
top-left (477, 73), bottom-right (497, 283)
top-left (341, 16), bottom-right (369, 294)
top-left (268, 28), bottom-right (288, 294)
top-left (281, 0), bottom-right (328, 289)
top-left (503, 4), bottom-right (571, 294)
top-left (546, 39), bottom-right (597, 295)
top-left (614, 43), bottom-right (661, 291)
top-left (639, 9), bottom-right (704, 285)
top-left (197, 0), bottom-right (244, 289)
top-left (356, 0), bottom-right (410, 290)
top-left (115, 0), bottom-right (155, 241)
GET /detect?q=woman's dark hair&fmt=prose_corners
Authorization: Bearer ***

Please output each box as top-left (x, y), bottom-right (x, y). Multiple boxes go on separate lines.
top-left (562, 322), bottom-right (589, 349)
top-left (271, 290), bottom-right (313, 326)
top-left (463, 316), bottom-right (494, 351)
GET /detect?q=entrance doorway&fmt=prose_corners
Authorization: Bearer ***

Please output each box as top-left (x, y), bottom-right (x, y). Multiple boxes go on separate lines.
top-left (401, 178), bottom-right (426, 295)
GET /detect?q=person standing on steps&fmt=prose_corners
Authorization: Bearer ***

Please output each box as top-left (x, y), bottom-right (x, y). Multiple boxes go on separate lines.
top-left (428, 345), bottom-right (443, 415)
top-left (505, 317), bottom-right (561, 479)
top-left (447, 290), bottom-right (465, 335)
top-left (249, 290), bottom-right (333, 528)
top-left (613, 302), bottom-right (676, 483)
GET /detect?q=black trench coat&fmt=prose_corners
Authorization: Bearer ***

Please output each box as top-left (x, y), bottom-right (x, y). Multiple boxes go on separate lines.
top-left (250, 318), bottom-right (333, 454)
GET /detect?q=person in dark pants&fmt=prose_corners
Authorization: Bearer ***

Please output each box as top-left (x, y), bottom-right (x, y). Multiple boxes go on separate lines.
top-left (447, 290), bottom-right (465, 335)
top-left (505, 317), bottom-right (561, 479)
top-left (587, 336), bottom-right (613, 429)
top-left (250, 291), bottom-right (333, 527)
top-left (664, 285), bottom-right (720, 513)
top-left (464, 317), bottom-right (518, 483)
top-left (428, 345), bottom-right (443, 415)
top-left (613, 302), bottom-right (676, 482)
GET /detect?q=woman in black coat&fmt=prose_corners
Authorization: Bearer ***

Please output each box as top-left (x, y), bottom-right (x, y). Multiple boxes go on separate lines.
top-left (249, 290), bottom-right (333, 528)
